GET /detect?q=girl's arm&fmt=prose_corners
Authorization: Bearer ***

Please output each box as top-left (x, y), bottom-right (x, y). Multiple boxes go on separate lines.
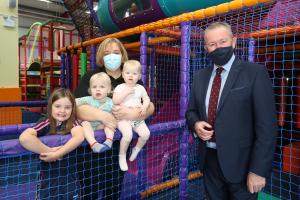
top-left (39, 126), bottom-right (84, 162)
top-left (19, 128), bottom-right (52, 154)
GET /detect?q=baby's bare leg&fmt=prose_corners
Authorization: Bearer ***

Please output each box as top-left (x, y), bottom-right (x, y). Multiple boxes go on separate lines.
top-left (129, 122), bottom-right (150, 161)
top-left (82, 121), bottom-right (97, 146)
top-left (118, 120), bottom-right (133, 171)
top-left (96, 127), bottom-right (115, 152)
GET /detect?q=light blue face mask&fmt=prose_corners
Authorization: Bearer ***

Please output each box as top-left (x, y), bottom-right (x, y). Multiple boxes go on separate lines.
top-left (103, 53), bottom-right (122, 71)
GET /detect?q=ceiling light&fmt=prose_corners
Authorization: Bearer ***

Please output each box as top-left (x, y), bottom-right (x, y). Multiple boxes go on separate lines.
top-left (38, 0), bottom-right (52, 3)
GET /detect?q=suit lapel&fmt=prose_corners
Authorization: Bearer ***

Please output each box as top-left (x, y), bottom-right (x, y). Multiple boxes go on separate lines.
top-left (217, 58), bottom-right (242, 113)
top-left (200, 67), bottom-right (213, 120)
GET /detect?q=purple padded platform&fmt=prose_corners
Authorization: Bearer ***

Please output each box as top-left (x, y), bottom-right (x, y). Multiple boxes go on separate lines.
top-left (0, 120), bottom-right (185, 156)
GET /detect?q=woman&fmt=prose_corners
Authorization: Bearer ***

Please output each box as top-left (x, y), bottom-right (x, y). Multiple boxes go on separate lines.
top-left (75, 37), bottom-right (154, 199)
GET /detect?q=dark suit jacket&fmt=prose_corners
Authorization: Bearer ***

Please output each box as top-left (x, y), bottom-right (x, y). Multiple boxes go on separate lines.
top-left (186, 58), bottom-right (277, 183)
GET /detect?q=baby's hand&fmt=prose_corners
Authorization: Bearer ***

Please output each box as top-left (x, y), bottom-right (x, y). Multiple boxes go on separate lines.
top-left (127, 87), bottom-right (135, 95)
top-left (139, 107), bottom-right (147, 117)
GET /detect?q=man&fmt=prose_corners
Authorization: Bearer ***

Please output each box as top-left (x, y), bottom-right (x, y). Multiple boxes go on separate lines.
top-left (186, 22), bottom-right (277, 199)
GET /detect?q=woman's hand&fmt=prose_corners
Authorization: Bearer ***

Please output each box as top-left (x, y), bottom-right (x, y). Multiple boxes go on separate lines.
top-left (101, 112), bottom-right (117, 131)
top-left (112, 105), bottom-right (133, 120)
top-left (112, 102), bottom-right (154, 121)
top-left (77, 105), bottom-right (117, 131)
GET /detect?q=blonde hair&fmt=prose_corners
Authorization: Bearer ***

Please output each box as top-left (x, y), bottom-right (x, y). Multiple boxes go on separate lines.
top-left (89, 72), bottom-right (112, 93)
top-left (47, 88), bottom-right (76, 135)
top-left (96, 38), bottom-right (128, 67)
top-left (123, 60), bottom-right (142, 73)
top-left (204, 21), bottom-right (233, 41)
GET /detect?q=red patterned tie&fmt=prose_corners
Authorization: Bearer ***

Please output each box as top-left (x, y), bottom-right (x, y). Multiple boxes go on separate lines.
top-left (207, 67), bottom-right (224, 142)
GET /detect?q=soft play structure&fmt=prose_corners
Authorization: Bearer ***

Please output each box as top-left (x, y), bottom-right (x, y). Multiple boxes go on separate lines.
top-left (63, 0), bottom-right (231, 40)
top-left (1, 0), bottom-right (300, 199)
top-left (19, 19), bottom-right (81, 101)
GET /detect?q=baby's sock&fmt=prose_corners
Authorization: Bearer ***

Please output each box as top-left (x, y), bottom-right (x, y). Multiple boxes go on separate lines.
top-left (103, 139), bottom-right (113, 148)
top-left (129, 147), bottom-right (141, 161)
top-left (119, 154), bottom-right (128, 171)
top-left (91, 142), bottom-right (105, 153)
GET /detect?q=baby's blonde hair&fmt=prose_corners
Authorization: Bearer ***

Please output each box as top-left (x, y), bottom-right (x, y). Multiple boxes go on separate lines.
top-left (89, 72), bottom-right (112, 93)
top-left (123, 60), bottom-right (142, 73)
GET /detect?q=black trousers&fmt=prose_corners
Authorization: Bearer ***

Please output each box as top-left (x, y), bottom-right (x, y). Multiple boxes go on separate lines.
top-left (77, 141), bottom-right (124, 200)
top-left (203, 148), bottom-right (257, 200)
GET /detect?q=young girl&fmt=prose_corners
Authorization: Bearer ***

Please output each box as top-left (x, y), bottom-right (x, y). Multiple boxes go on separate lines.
top-left (19, 88), bottom-right (84, 200)
top-left (113, 60), bottom-right (151, 171)
top-left (76, 72), bottom-right (114, 153)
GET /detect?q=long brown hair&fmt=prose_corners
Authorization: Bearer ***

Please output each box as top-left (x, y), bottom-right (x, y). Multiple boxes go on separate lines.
top-left (47, 88), bottom-right (76, 134)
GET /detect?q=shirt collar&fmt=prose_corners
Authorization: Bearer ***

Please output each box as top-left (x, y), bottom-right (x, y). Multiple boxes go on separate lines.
top-left (213, 54), bottom-right (235, 72)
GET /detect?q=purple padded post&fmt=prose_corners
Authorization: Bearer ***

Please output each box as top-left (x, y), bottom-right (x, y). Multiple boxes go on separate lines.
top-left (66, 53), bottom-right (72, 89)
top-left (179, 21), bottom-right (191, 200)
top-left (149, 46), bottom-right (156, 100)
top-left (139, 31), bottom-right (148, 191)
top-left (90, 45), bottom-right (97, 70)
top-left (140, 32), bottom-right (148, 85)
top-left (60, 53), bottom-right (66, 88)
top-left (248, 39), bottom-right (255, 62)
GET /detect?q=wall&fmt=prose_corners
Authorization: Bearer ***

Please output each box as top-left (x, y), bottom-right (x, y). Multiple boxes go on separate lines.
top-left (0, 0), bottom-right (19, 87)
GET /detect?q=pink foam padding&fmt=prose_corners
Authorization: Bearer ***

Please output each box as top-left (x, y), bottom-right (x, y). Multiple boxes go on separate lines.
top-left (260, 0), bottom-right (300, 28)
top-left (151, 93), bottom-right (180, 124)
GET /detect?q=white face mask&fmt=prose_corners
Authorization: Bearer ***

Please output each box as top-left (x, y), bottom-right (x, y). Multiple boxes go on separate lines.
top-left (103, 54), bottom-right (122, 71)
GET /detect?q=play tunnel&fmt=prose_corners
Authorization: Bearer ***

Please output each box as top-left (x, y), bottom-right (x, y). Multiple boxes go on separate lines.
top-left (97, 0), bottom-right (231, 33)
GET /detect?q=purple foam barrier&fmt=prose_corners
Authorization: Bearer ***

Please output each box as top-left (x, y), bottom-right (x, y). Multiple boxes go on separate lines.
top-left (0, 120), bottom-right (185, 156)
top-left (0, 100), bottom-right (47, 107)
top-left (0, 123), bottom-right (34, 136)
top-left (179, 21), bottom-right (191, 200)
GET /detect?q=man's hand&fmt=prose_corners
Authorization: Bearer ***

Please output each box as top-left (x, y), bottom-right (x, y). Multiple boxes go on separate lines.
top-left (194, 121), bottom-right (214, 141)
top-left (247, 172), bottom-right (266, 193)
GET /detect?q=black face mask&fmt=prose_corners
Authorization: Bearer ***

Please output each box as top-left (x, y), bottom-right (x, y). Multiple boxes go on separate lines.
top-left (208, 46), bottom-right (234, 66)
